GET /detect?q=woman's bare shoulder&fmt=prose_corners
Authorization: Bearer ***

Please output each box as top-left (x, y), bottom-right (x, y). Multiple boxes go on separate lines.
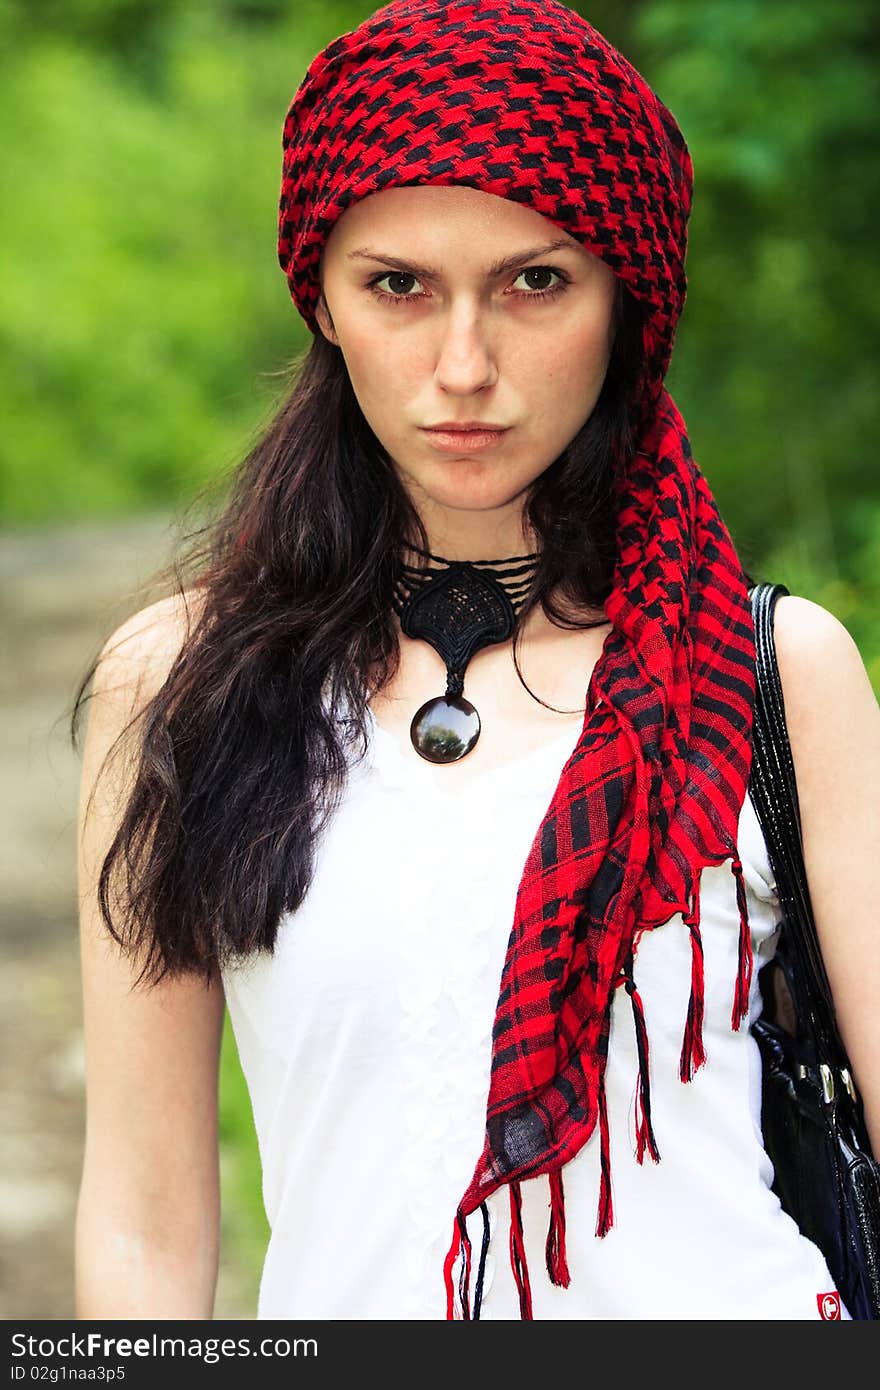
top-left (102, 584), bottom-right (208, 662)
top-left (95, 584), bottom-right (208, 712)
top-left (771, 589), bottom-right (870, 722)
top-left (769, 591), bottom-right (877, 791)
top-left (771, 592), bottom-right (860, 661)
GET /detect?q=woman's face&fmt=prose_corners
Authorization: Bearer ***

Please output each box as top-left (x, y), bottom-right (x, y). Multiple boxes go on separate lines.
top-left (316, 184), bottom-right (618, 546)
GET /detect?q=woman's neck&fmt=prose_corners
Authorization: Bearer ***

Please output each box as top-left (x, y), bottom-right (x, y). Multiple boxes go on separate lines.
top-left (402, 524), bottom-right (540, 567)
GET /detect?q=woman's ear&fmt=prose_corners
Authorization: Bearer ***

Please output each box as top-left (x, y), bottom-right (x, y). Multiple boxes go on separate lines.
top-left (315, 291), bottom-right (339, 345)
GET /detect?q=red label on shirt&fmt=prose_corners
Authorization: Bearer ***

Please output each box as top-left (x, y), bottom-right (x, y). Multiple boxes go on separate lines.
top-left (817, 1291), bottom-right (841, 1320)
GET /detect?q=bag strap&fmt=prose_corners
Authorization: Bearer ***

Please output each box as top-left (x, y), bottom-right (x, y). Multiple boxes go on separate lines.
top-left (746, 581), bottom-right (853, 1077)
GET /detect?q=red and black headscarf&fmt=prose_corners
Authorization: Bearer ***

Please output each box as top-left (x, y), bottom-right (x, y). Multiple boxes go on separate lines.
top-left (277, 0), bottom-right (757, 1319)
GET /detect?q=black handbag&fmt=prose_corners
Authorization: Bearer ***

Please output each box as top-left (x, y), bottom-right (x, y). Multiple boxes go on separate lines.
top-left (747, 580), bottom-right (880, 1320)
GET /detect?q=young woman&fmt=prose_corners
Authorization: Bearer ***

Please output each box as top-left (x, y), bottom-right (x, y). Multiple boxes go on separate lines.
top-left (72, 0), bottom-right (880, 1320)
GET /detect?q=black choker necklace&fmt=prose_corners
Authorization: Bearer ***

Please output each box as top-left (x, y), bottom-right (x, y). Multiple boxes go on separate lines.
top-left (390, 542), bottom-right (541, 763)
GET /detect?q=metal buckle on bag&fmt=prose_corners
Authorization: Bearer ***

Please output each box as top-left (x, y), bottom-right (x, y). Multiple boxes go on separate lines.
top-left (839, 1067), bottom-right (857, 1102)
top-left (819, 1063), bottom-right (835, 1104)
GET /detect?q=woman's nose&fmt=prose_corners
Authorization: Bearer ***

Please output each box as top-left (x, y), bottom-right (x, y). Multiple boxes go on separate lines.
top-left (433, 305), bottom-right (499, 394)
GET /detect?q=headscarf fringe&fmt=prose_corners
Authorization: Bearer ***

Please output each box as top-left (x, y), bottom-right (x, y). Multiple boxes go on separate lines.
top-left (509, 1179), bottom-right (534, 1319)
top-left (730, 855), bottom-right (754, 1030)
top-left (443, 1201), bottom-right (491, 1320)
top-left (457, 1210), bottom-right (473, 1319)
top-left (545, 1168), bottom-right (571, 1287)
top-left (472, 1201), bottom-right (491, 1319)
top-left (595, 1070), bottom-right (614, 1236)
top-left (621, 948), bottom-right (661, 1163)
top-left (442, 1215), bottom-right (462, 1319)
top-left (679, 879), bottom-right (706, 1082)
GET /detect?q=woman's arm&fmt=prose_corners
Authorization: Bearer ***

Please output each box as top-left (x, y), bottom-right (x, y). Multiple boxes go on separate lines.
top-left (772, 593), bottom-right (880, 1156)
top-left (75, 592), bottom-right (225, 1320)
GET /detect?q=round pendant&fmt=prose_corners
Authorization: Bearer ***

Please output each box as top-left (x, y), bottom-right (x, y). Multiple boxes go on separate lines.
top-left (410, 694), bottom-right (481, 764)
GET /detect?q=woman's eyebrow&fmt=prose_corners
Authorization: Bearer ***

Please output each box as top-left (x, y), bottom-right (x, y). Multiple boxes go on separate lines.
top-left (346, 238), bottom-right (579, 278)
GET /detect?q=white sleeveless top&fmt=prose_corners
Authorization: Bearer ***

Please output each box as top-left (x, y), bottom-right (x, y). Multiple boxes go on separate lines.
top-left (221, 707), bottom-right (851, 1320)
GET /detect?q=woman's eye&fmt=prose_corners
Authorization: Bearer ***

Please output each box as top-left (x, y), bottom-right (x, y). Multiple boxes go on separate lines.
top-left (511, 266), bottom-right (569, 299)
top-left (369, 271), bottom-right (424, 304)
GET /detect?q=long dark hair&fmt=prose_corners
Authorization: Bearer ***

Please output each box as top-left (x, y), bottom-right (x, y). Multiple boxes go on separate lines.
top-left (69, 279), bottom-right (656, 988)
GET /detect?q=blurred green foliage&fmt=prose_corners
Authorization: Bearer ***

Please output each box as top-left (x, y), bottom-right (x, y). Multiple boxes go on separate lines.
top-left (4, 0), bottom-right (878, 1306)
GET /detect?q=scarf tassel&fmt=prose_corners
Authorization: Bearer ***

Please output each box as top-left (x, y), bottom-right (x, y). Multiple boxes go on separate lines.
top-left (472, 1200), bottom-right (491, 1318)
top-left (509, 1179), bottom-right (534, 1319)
top-left (595, 1069), bottom-right (614, 1236)
top-left (545, 1168), bottom-right (571, 1287)
top-left (623, 955), bottom-right (661, 1164)
top-left (729, 855), bottom-right (754, 1030)
top-left (679, 879), bottom-right (706, 1082)
top-left (443, 1215), bottom-right (462, 1319)
top-left (457, 1210), bottom-right (473, 1319)
top-left (443, 1202), bottom-right (491, 1319)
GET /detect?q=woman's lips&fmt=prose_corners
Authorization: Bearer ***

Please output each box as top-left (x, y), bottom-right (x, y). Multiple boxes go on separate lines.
top-left (421, 427), bottom-right (510, 452)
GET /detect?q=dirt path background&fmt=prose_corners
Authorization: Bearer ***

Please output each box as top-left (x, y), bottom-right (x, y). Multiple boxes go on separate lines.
top-left (0, 511), bottom-right (256, 1319)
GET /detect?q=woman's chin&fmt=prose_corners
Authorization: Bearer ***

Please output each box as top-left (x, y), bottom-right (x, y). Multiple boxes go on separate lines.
top-left (400, 466), bottom-right (538, 516)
